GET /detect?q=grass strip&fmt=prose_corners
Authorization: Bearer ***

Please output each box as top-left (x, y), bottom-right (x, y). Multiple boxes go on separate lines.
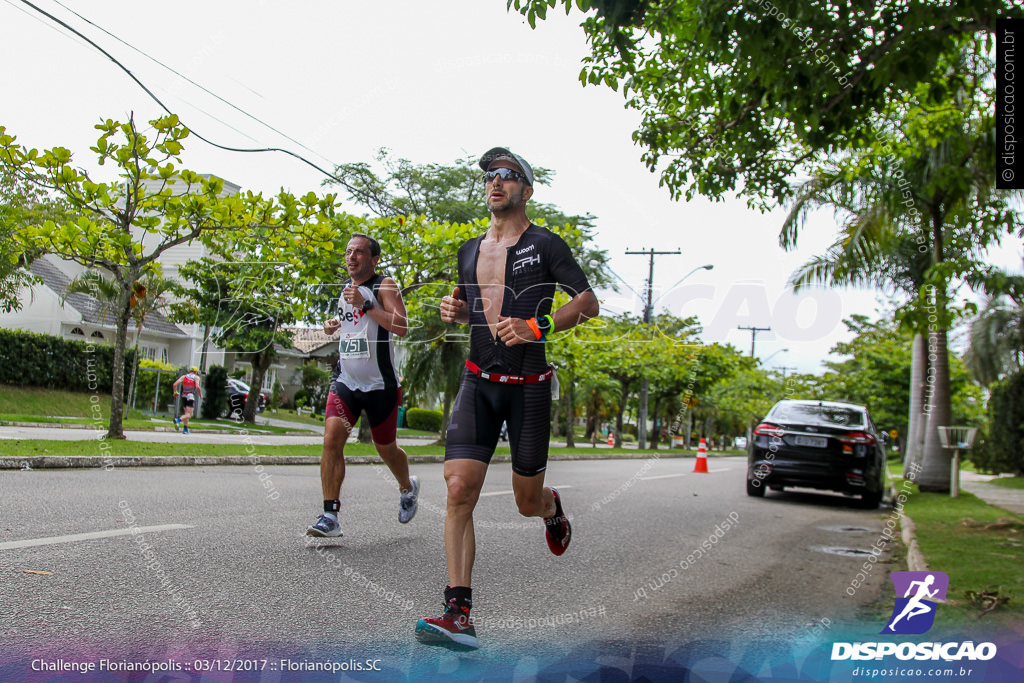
top-left (899, 484), bottom-right (1024, 632)
top-left (0, 439), bottom-right (683, 459)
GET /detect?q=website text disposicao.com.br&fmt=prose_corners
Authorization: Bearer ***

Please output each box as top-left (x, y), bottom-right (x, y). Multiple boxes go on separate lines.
top-left (851, 665), bottom-right (979, 678)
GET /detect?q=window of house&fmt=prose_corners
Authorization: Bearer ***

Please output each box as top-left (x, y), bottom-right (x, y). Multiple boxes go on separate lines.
top-left (90, 331), bottom-right (104, 339)
top-left (70, 327), bottom-right (84, 336)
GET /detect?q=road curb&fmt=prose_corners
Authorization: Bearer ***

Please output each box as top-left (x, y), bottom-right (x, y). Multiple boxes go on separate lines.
top-left (890, 479), bottom-right (928, 572)
top-left (0, 450), bottom-right (725, 470)
top-left (0, 420), bottom-right (316, 436)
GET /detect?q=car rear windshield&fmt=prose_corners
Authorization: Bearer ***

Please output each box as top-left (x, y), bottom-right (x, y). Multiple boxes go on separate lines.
top-left (771, 404), bottom-right (865, 428)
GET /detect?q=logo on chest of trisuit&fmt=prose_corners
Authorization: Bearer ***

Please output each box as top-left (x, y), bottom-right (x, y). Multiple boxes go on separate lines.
top-left (512, 253), bottom-right (541, 272)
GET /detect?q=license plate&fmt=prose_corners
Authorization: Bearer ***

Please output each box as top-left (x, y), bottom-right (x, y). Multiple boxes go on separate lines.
top-left (794, 435), bottom-right (827, 448)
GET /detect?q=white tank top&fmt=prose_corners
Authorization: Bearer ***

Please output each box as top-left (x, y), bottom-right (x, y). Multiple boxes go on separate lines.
top-left (334, 275), bottom-right (399, 392)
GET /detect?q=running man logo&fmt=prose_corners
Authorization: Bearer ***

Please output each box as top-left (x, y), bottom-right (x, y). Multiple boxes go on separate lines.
top-left (881, 571), bottom-right (949, 635)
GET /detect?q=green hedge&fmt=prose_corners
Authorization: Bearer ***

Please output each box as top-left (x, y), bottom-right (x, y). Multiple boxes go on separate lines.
top-left (0, 328), bottom-right (133, 392)
top-left (405, 407), bottom-right (442, 432)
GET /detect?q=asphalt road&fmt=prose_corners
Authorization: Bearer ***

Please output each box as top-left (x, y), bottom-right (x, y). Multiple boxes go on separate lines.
top-left (0, 456), bottom-right (894, 678)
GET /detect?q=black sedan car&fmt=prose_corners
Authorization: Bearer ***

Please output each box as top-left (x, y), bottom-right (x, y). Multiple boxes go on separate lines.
top-left (226, 378), bottom-right (267, 416)
top-left (746, 400), bottom-right (887, 508)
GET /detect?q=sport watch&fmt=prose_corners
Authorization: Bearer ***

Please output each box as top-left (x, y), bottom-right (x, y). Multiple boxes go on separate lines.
top-left (361, 299), bottom-right (375, 313)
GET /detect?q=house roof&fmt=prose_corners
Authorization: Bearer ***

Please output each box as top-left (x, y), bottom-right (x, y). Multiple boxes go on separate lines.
top-left (29, 256), bottom-right (188, 337)
top-left (288, 326), bottom-right (340, 354)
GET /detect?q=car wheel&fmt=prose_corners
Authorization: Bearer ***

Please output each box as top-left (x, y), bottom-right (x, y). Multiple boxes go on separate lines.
top-left (857, 490), bottom-right (883, 509)
top-left (746, 478), bottom-right (766, 497)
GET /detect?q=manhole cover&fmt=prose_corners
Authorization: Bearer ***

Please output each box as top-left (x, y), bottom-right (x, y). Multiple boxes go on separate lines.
top-left (809, 545), bottom-right (875, 557)
top-left (818, 525), bottom-right (872, 533)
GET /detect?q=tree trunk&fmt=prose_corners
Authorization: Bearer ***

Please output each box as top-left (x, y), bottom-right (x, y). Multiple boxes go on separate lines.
top-left (358, 409), bottom-right (372, 443)
top-left (615, 383), bottom-right (629, 448)
top-left (551, 394), bottom-right (562, 438)
top-left (106, 282), bottom-right (133, 439)
top-left (564, 373), bottom-right (576, 448)
top-left (904, 333), bottom-right (928, 474)
top-left (648, 395), bottom-right (662, 450)
top-left (439, 391), bottom-right (453, 444)
top-left (918, 327), bottom-right (954, 492)
top-left (245, 348), bottom-right (273, 424)
top-left (127, 323), bottom-right (144, 411)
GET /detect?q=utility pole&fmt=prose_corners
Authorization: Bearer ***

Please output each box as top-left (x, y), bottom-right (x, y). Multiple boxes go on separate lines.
top-left (776, 366), bottom-right (798, 380)
top-left (626, 247), bottom-right (681, 449)
top-left (738, 325), bottom-right (771, 357)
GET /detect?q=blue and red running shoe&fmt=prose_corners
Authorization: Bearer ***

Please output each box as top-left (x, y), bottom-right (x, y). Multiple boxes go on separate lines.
top-left (415, 602), bottom-right (478, 650)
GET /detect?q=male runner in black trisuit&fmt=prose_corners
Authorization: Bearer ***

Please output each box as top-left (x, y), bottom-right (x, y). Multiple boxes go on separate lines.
top-left (415, 148), bottom-right (599, 649)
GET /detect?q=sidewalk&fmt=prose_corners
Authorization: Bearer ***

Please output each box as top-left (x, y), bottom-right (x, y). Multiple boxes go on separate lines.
top-left (959, 470), bottom-right (1024, 515)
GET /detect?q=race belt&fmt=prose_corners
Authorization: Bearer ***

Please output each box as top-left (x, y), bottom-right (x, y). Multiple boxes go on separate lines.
top-left (465, 360), bottom-right (554, 385)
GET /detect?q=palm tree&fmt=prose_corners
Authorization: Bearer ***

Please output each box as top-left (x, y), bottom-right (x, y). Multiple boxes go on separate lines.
top-left (785, 203), bottom-right (931, 468)
top-left (125, 271), bottom-right (176, 409)
top-left (61, 270), bottom-right (120, 326)
top-left (782, 44), bottom-right (1015, 491)
top-left (964, 294), bottom-right (1024, 386)
top-left (399, 305), bottom-right (468, 444)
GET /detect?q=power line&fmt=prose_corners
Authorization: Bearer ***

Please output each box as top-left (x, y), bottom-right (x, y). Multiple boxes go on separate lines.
top-left (11, 0), bottom-right (384, 207)
top-left (49, 0), bottom-right (336, 168)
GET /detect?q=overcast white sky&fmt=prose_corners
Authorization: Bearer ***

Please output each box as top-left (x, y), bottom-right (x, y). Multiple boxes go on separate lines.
top-left (2, 0), bottom-right (1019, 373)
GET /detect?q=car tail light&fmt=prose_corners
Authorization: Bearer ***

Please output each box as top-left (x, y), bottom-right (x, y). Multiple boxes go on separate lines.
top-left (753, 423), bottom-right (785, 438)
top-left (839, 432), bottom-right (875, 445)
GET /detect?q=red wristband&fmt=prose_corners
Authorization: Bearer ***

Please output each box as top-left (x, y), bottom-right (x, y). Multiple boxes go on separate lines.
top-left (526, 317), bottom-right (542, 340)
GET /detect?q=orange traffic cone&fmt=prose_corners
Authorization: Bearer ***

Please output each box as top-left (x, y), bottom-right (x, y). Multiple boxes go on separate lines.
top-left (607, 431), bottom-right (614, 446)
top-left (693, 437), bottom-right (709, 473)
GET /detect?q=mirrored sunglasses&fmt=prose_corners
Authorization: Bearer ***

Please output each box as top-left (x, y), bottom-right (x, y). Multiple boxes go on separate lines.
top-left (482, 168), bottom-right (529, 184)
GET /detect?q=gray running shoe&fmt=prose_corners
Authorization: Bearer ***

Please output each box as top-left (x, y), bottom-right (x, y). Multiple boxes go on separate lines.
top-left (306, 514), bottom-right (343, 538)
top-left (399, 475), bottom-right (420, 524)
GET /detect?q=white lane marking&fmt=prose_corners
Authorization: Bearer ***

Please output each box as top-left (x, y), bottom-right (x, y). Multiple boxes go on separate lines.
top-left (0, 524), bottom-right (193, 551)
top-left (479, 485), bottom-right (573, 498)
top-left (639, 473), bottom-right (689, 481)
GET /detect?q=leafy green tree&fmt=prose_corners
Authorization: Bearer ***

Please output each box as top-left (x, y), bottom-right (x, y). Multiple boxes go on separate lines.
top-left (0, 114), bottom-right (314, 438)
top-left (0, 168), bottom-right (73, 312)
top-left (173, 204), bottom-right (337, 424)
top-left (509, 0), bottom-right (1019, 204)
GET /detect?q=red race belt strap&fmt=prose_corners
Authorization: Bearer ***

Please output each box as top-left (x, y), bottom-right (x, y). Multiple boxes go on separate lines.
top-left (465, 360), bottom-right (553, 384)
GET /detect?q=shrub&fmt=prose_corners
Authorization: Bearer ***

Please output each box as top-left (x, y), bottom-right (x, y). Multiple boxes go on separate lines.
top-left (133, 359), bottom-right (178, 411)
top-left (294, 389), bottom-right (309, 409)
top-left (405, 407), bottom-right (442, 432)
top-left (201, 365), bottom-right (229, 419)
top-left (270, 379), bottom-right (284, 410)
top-left (301, 363), bottom-right (331, 412)
top-left (980, 372), bottom-right (1024, 475)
